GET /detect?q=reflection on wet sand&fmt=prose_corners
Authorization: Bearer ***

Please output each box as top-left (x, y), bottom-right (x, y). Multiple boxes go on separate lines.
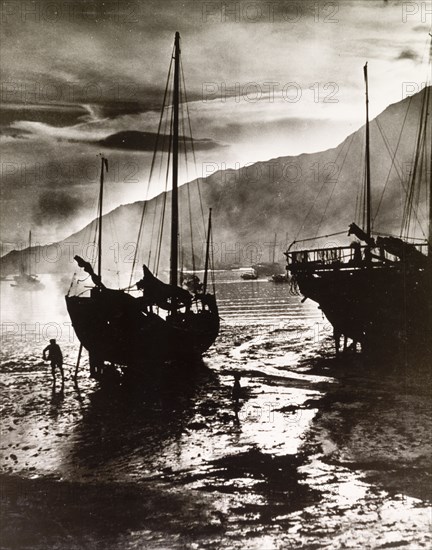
top-left (67, 363), bottom-right (219, 480)
top-left (305, 353), bottom-right (432, 503)
top-left (49, 383), bottom-right (65, 421)
top-left (0, 473), bottom-right (224, 550)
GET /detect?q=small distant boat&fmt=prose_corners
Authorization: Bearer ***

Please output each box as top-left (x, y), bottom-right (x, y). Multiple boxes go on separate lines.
top-left (241, 269), bottom-right (258, 280)
top-left (241, 233), bottom-right (286, 280)
top-left (268, 233), bottom-right (288, 282)
top-left (11, 231), bottom-right (44, 290)
top-left (270, 273), bottom-right (289, 283)
top-left (252, 262), bottom-right (282, 277)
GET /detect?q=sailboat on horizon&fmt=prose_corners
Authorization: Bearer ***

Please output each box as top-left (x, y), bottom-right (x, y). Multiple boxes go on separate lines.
top-left (65, 33), bottom-right (219, 377)
top-left (269, 233), bottom-right (289, 283)
top-left (285, 38), bottom-right (432, 357)
top-left (11, 231), bottom-right (44, 291)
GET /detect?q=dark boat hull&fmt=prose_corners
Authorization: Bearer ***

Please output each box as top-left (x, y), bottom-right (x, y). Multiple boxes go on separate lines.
top-left (66, 290), bottom-right (219, 370)
top-left (241, 274), bottom-right (258, 280)
top-left (293, 266), bottom-right (432, 355)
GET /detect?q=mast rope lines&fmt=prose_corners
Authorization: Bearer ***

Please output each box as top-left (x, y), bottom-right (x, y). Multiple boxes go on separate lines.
top-left (129, 34), bottom-right (208, 289)
top-left (128, 53), bottom-right (174, 288)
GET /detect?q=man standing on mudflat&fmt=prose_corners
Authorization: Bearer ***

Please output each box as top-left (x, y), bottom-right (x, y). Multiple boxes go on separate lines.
top-left (43, 339), bottom-right (64, 385)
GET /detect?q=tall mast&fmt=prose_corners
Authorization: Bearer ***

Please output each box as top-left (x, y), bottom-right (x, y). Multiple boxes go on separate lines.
top-left (28, 230), bottom-right (31, 275)
top-left (272, 233), bottom-right (277, 263)
top-left (98, 155), bottom-right (107, 281)
top-left (428, 85), bottom-right (432, 258)
top-left (203, 208), bottom-right (212, 294)
top-left (364, 62), bottom-right (372, 240)
top-left (170, 32), bottom-right (180, 301)
top-left (428, 34), bottom-right (432, 258)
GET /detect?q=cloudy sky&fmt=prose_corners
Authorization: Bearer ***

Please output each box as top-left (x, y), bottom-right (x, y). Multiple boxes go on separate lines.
top-left (1, 0), bottom-right (431, 246)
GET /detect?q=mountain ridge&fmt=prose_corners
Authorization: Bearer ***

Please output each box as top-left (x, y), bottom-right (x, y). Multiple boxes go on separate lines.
top-left (1, 86), bottom-right (430, 284)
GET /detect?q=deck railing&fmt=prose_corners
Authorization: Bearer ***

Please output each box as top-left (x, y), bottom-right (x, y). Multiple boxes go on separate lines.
top-left (286, 243), bottom-right (428, 271)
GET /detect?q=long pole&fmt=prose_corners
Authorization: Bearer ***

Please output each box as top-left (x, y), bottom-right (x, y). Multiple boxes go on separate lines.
top-left (170, 32), bottom-right (180, 310)
top-left (364, 62), bottom-right (372, 240)
top-left (98, 156), bottom-right (105, 280)
top-left (428, 35), bottom-right (432, 259)
top-left (73, 343), bottom-right (83, 380)
top-left (428, 86), bottom-right (432, 258)
top-left (28, 230), bottom-right (31, 275)
top-left (203, 208), bottom-right (212, 294)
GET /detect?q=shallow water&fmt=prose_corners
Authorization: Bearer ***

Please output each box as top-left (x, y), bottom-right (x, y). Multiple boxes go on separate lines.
top-left (0, 274), bottom-right (431, 549)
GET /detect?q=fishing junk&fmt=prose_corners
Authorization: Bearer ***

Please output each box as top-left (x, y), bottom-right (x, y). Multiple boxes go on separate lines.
top-left (66, 33), bottom-right (219, 377)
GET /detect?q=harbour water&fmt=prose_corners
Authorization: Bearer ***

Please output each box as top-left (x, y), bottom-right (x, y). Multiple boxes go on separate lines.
top-left (0, 274), bottom-right (431, 549)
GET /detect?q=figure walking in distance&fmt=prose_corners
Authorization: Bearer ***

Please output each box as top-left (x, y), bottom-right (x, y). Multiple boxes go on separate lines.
top-left (232, 373), bottom-right (241, 404)
top-left (43, 339), bottom-right (64, 385)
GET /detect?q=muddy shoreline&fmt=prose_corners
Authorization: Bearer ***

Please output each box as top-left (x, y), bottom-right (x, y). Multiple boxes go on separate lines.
top-left (1, 280), bottom-right (431, 549)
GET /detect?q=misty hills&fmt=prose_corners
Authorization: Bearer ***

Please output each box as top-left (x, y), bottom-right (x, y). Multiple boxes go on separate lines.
top-left (1, 87), bottom-right (430, 284)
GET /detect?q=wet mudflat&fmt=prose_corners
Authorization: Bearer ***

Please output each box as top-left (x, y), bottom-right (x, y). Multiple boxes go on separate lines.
top-left (0, 276), bottom-right (431, 549)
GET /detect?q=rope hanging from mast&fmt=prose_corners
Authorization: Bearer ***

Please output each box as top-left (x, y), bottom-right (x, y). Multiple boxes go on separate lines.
top-left (401, 85), bottom-right (430, 240)
top-left (180, 90), bottom-right (197, 274)
top-left (154, 106), bottom-right (174, 276)
top-left (181, 60), bottom-right (207, 238)
top-left (125, 32), bottom-right (214, 298)
top-left (128, 51), bottom-right (174, 287)
top-left (149, 84), bottom-right (174, 273)
top-left (364, 62), bottom-right (372, 240)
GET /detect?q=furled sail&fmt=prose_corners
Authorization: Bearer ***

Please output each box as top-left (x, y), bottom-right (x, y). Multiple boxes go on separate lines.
top-left (74, 255), bottom-right (105, 288)
top-left (376, 237), bottom-right (427, 267)
top-left (136, 265), bottom-right (192, 310)
top-left (348, 223), bottom-right (375, 247)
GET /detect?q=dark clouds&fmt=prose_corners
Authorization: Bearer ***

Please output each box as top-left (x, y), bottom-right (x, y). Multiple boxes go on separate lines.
top-left (0, 126), bottom-right (32, 138)
top-left (396, 49), bottom-right (420, 62)
top-left (0, 104), bottom-right (90, 128)
top-left (98, 130), bottom-right (222, 152)
top-left (33, 191), bottom-right (85, 226)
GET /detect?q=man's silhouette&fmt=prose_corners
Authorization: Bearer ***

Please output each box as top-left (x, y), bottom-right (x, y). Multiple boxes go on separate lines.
top-left (43, 339), bottom-right (64, 384)
top-left (232, 373), bottom-right (241, 404)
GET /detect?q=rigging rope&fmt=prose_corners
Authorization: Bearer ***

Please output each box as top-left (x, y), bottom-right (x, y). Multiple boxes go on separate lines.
top-left (180, 83), bottom-right (196, 273)
top-left (181, 60), bottom-right (206, 241)
top-left (148, 95), bottom-right (173, 273)
top-left (314, 133), bottom-right (355, 238)
top-left (354, 145), bottom-right (365, 227)
top-left (401, 85), bottom-right (430, 240)
top-left (129, 52), bottom-right (174, 287)
top-left (153, 84), bottom-right (175, 274)
top-left (210, 221), bottom-right (216, 295)
top-left (288, 231), bottom-right (347, 248)
top-left (372, 99), bottom-right (412, 227)
top-left (294, 135), bottom-right (352, 242)
top-left (70, 176), bottom-right (100, 293)
top-left (155, 104), bottom-right (174, 277)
